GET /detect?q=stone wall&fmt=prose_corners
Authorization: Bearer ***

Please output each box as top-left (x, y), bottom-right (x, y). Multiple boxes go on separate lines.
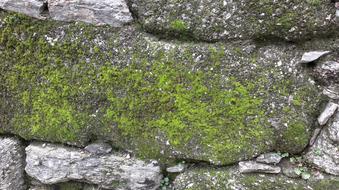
top-left (1, 0), bottom-right (339, 189)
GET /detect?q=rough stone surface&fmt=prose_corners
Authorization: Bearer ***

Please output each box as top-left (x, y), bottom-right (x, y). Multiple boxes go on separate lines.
top-left (25, 142), bottom-right (162, 190)
top-left (0, 137), bottom-right (25, 190)
top-left (300, 51), bottom-right (331, 64)
top-left (0, 0), bottom-right (47, 19)
top-left (323, 85), bottom-right (339, 99)
top-left (314, 61), bottom-right (339, 85)
top-left (256, 152), bottom-right (283, 164)
top-left (84, 142), bottom-right (112, 155)
top-left (0, 11), bottom-right (324, 165)
top-left (238, 161), bottom-right (281, 174)
top-left (317, 102), bottom-right (338, 126)
top-left (306, 112), bottom-right (339, 176)
top-left (48, 0), bottom-right (133, 26)
top-left (173, 166), bottom-right (339, 190)
top-left (130, 0), bottom-right (338, 42)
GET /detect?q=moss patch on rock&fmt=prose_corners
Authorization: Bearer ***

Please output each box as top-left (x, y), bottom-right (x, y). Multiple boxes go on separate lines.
top-left (0, 11), bottom-right (322, 164)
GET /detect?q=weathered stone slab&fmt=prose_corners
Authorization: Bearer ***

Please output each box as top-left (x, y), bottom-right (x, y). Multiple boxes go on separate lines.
top-left (0, 0), bottom-right (47, 19)
top-left (48, 0), bottom-right (133, 26)
top-left (300, 51), bottom-right (331, 64)
top-left (130, 0), bottom-right (337, 41)
top-left (25, 142), bottom-right (162, 190)
top-left (173, 166), bottom-right (339, 190)
top-left (0, 137), bottom-right (25, 190)
top-left (238, 161), bottom-right (281, 174)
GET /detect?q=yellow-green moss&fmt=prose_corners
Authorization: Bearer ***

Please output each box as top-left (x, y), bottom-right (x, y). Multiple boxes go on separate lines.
top-left (0, 12), bottom-right (321, 164)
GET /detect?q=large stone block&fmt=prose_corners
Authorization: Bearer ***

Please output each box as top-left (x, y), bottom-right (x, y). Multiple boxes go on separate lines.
top-left (48, 0), bottom-right (133, 26)
top-left (0, 0), bottom-right (47, 19)
top-left (25, 142), bottom-right (162, 190)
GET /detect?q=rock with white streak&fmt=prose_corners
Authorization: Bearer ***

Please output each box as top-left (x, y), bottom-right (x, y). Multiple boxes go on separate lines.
top-left (0, 0), bottom-right (47, 19)
top-left (48, 0), bottom-right (133, 27)
top-left (256, 152), bottom-right (283, 164)
top-left (238, 161), bottom-right (281, 174)
top-left (25, 142), bottom-right (162, 190)
top-left (317, 102), bottom-right (338, 126)
top-left (323, 85), bottom-right (339, 99)
top-left (0, 137), bottom-right (25, 190)
top-left (300, 51), bottom-right (331, 64)
top-left (166, 164), bottom-right (186, 173)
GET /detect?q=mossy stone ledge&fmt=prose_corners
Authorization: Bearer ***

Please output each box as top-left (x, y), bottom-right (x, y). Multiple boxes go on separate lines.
top-left (0, 11), bottom-right (323, 165)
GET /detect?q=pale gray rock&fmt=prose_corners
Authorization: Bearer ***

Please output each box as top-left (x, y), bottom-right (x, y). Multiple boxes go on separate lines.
top-left (0, 0), bottom-right (47, 19)
top-left (328, 112), bottom-right (339, 143)
top-left (306, 130), bottom-right (339, 175)
top-left (323, 85), bottom-right (339, 99)
top-left (166, 164), bottom-right (186, 173)
top-left (317, 102), bottom-right (338, 126)
top-left (256, 152), bottom-right (283, 164)
top-left (0, 137), bottom-right (25, 190)
top-left (300, 51), bottom-right (331, 64)
top-left (48, 0), bottom-right (133, 26)
top-left (238, 161), bottom-right (281, 174)
top-left (309, 127), bottom-right (322, 146)
top-left (25, 142), bottom-right (162, 190)
top-left (84, 142), bottom-right (112, 155)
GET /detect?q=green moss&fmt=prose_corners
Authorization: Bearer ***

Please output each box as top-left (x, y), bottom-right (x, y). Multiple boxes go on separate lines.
top-left (170, 20), bottom-right (188, 32)
top-left (0, 11), bottom-right (321, 164)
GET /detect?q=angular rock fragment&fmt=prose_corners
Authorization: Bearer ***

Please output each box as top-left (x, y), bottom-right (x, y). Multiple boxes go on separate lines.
top-left (166, 164), bottom-right (186, 173)
top-left (238, 161), bottom-right (281, 174)
top-left (317, 102), bottom-right (338, 126)
top-left (256, 152), bottom-right (283, 164)
top-left (0, 0), bottom-right (47, 19)
top-left (300, 51), bottom-right (331, 64)
top-left (48, 0), bottom-right (133, 26)
top-left (0, 137), bottom-right (25, 190)
top-left (25, 142), bottom-right (162, 190)
top-left (323, 85), bottom-right (339, 99)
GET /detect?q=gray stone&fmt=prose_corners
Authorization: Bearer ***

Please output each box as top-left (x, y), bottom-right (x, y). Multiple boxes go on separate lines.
top-left (300, 51), bottom-right (331, 64)
top-left (309, 127), bottom-right (322, 146)
top-left (328, 112), bottom-right (339, 143)
top-left (256, 152), bottom-right (283, 164)
top-left (25, 142), bottom-right (162, 190)
top-left (317, 102), bottom-right (338, 126)
top-left (166, 164), bottom-right (186, 173)
top-left (0, 0), bottom-right (47, 19)
top-left (238, 161), bottom-right (281, 174)
top-left (314, 61), bottom-right (339, 85)
top-left (130, 0), bottom-right (337, 42)
top-left (323, 85), bottom-right (339, 99)
top-left (47, 0), bottom-right (133, 27)
top-left (0, 137), bottom-right (25, 190)
top-left (173, 166), bottom-right (339, 190)
top-left (84, 142), bottom-right (112, 155)
top-left (306, 130), bottom-right (339, 175)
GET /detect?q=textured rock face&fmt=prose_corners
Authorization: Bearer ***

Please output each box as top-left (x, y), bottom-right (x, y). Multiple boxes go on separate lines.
top-left (173, 167), bottom-right (339, 190)
top-left (238, 161), bottom-right (281, 174)
top-left (0, 137), bottom-right (25, 190)
top-left (130, 0), bottom-right (337, 41)
top-left (48, 0), bottom-right (133, 26)
top-left (25, 142), bottom-right (162, 190)
top-left (306, 112), bottom-right (339, 175)
top-left (0, 11), bottom-right (324, 165)
top-left (0, 0), bottom-right (47, 19)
